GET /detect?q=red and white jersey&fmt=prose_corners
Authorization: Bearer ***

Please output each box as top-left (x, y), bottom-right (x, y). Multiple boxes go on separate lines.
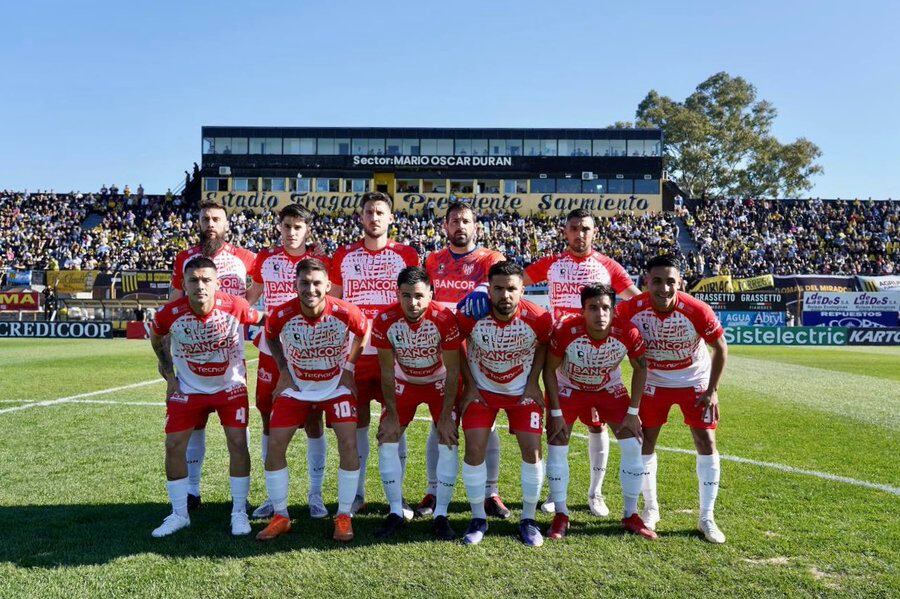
top-left (329, 239), bottom-right (419, 356)
top-left (457, 299), bottom-right (552, 396)
top-left (424, 247), bottom-right (505, 311)
top-left (151, 292), bottom-right (260, 395)
top-left (550, 315), bottom-right (646, 392)
top-left (264, 296), bottom-right (368, 402)
top-left (249, 246), bottom-right (330, 355)
top-left (525, 250), bottom-right (633, 322)
top-left (371, 302), bottom-right (462, 385)
top-left (171, 243), bottom-right (256, 298)
top-left (616, 291), bottom-right (724, 388)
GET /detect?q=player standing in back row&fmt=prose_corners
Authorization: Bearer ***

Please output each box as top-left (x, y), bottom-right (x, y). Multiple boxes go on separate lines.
top-left (329, 192), bottom-right (419, 515)
top-left (420, 200), bottom-right (511, 520)
top-left (245, 204), bottom-right (331, 520)
top-left (524, 209), bottom-right (640, 517)
top-left (616, 254), bottom-right (728, 543)
top-left (169, 200), bottom-right (256, 512)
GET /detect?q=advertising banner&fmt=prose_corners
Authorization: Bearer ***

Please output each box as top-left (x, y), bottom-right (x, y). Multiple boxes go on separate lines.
top-left (47, 270), bottom-right (100, 294)
top-left (202, 190), bottom-right (663, 217)
top-left (694, 292), bottom-right (785, 312)
top-left (5, 269), bottom-right (33, 286)
top-left (731, 274), bottom-right (775, 291)
top-left (718, 311), bottom-right (786, 327)
top-left (0, 321), bottom-right (113, 339)
top-left (0, 291), bottom-right (40, 311)
top-left (802, 312), bottom-right (897, 328)
top-left (126, 321), bottom-right (152, 339)
top-left (691, 275), bottom-right (733, 292)
top-left (856, 275), bottom-right (900, 292)
top-left (773, 275), bottom-right (858, 304)
top-left (116, 271), bottom-right (173, 298)
top-left (802, 292), bottom-right (900, 327)
top-left (724, 326), bottom-right (848, 346)
top-left (846, 328), bottom-right (900, 346)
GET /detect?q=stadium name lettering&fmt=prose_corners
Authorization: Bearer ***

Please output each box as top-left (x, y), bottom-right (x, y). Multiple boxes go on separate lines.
top-left (537, 194), bottom-right (650, 212)
top-left (352, 155), bottom-right (514, 167)
top-left (0, 321), bottom-right (113, 339)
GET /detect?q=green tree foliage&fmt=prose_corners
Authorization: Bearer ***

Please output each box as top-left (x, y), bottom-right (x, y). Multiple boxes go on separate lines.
top-left (635, 72), bottom-right (823, 198)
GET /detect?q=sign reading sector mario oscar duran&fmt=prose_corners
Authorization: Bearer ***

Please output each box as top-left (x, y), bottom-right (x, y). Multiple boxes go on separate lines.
top-left (0, 291), bottom-right (40, 311)
top-left (0, 321), bottom-right (113, 339)
top-left (203, 191), bottom-right (662, 217)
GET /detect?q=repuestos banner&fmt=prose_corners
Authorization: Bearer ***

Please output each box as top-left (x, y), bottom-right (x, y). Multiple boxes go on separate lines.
top-left (0, 321), bottom-right (113, 339)
top-left (802, 291), bottom-right (900, 327)
top-left (0, 291), bottom-right (40, 311)
top-left (202, 191), bottom-right (663, 217)
top-left (724, 326), bottom-right (848, 345)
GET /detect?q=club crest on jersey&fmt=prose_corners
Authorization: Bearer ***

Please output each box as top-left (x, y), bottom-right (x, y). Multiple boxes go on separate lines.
top-left (462, 263), bottom-right (474, 275)
top-left (437, 263), bottom-right (446, 274)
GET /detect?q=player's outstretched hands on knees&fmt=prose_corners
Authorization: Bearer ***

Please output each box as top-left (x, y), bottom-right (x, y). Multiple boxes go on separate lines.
top-left (521, 381), bottom-right (545, 409)
top-left (547, 413), bottom-right (568, 444)
top-left (695, 389), bottom-right (720, 424)
top-left (164, 375), bottom-right (182, 400)
top-left (616, 413), bottom-right (644, 444)
top-left (377, 409), bottom-right (402, 444)
top-left (456, 284), bottom-right (490, 320)
top-left (273, 370), bottom-right (295, 399)
top-left (437, 410), bottom-right (458, 446)
top-left (339, 366), bottom-right (358, 398)
top-left (460, 387), bottom-right (486, 415)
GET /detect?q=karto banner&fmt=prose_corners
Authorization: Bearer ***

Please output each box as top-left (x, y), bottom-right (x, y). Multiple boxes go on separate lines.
top-left (47, 270), bottom-right (100, 294)
top-left (856, 275), bottom-right (900, 292)
top-left (724, 326), bottom-right (848, 346)
top-left (847, 328), bottom-right (900, 346)
top-left (0, 321), bottom-right (113, 339)
top-left (202, 191), bottom-right (663, 217)
top-left (0, 291), bottom-right (40, 311)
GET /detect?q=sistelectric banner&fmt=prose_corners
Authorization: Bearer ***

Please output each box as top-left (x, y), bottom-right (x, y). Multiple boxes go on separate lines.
top-left (846, 328), bottom-right (900, 346)
top-left (694, 292), bottom-right (786, 312)
top-left (724, 326), bottom-right (848, 345)
top-left (0, 321), bottom-right (113, 339)
top-left (718, 311), bottom-right (786, 327)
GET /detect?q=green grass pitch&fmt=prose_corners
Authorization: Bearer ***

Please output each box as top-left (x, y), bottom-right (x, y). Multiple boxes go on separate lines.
top-left (0, 339), bottom-right (897, 598)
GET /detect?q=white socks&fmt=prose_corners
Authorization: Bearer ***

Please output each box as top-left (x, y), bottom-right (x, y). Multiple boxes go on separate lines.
top-left (398, 432), bottom-right (408, 481)
top-left (378, 442), bottom-right (404, 516)
top-left (307, 435), bottom-right (327, 495)
top-left (462, 461), bottom-right (487, 519)
top-left (265, 467), bottom-right (290, 517)
top-left (356, 427), bottom-right (370, 498)
top-left (186, 429), bottom-right (206, 496)
top-left (618, 438), bottom-right (645, 517)
top-left (425, 425), bottom-right (439, 495)
top-left (261, 433), bottom-right (269, 466)
top-left (435, 444), bottom-right (458, 517)
top-left (166, 477), bottom-right (189, 518)
top-left (230, 476), bottom-right (250, 514)
top-left (546, 445), bottom-right (570, 515)
top-left (337, 468), bottom-right (360, 515)
top-left (588, 428), bottom-right (609, 498)
top-left (696, 453), bottom-right (721, 520)
top-left (641, 452), bottom-right (659, 508)
top-left (485, 428), bottom-right (501, 496)
top-left (520, 460), bottom-right (544, 520)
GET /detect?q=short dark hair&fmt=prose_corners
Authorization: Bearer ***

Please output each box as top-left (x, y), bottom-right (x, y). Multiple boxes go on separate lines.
top-left (445, 200), bottom-right (478, 222)
top-left (581, 283), bottom-right (616, 307)
top-left (360, 191), bottom-right (393, 212)
top-left (488, 260), bottom-right (524, 280)
top-left (397, 266), bottom-right (431, 288)
top-left (565, 208), bottom-right (593, 222)
top-left (184, 256), bottom-right (217, 274)
top-left (645, 254), bottom-right (682, 272)
top-left (198, 199), bottom-right (226, 213)
top-left (279, 204), bottom-right (314, 223)
top-left (296, 258), bottom-right (329, 277)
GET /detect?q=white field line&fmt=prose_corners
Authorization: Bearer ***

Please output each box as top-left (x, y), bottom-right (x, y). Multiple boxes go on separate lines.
top-left (0, 358), bottom-right (258, 415)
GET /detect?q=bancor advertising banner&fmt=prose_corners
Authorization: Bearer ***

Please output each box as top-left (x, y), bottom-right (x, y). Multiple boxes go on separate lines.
top-left (802, 291), bottom-right (900, 327)
top-left (202, 191), bottom-right (663, 217)
top-left (724, 326), bottom-right (848, 346)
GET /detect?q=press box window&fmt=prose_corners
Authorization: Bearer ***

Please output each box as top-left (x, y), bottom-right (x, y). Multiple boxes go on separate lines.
top-left (249, 138), bottom-right (282, 155)
top-left (530, 178), bottom-right (555, 193)
top-left (233, 178), bottom-right (259, 192)
top-left (503, 179), bottom-right (528, 194)
top-left (263, 178), bottom-right (286, 192)
top-left (423, 179), bottom-right (447, 193)
top-left (449, 180), bottom-right (474, 193)
top-left (315, 178), bottom-right (340, 192)
top-left (344, 179), bottom-right (370, 192)
top-left (204, 178), bottom-right (228, 192)
top-left (397, 179), bottom-right (420, 192)
top-left (203, 137), bottom-right (215, 154)
top-left (607, 178), bottom-right (633, 194)
top-left (582, 180), bottom-right (606, 194)
top-left (290, 178), bottom-right (311, 192)
top-left (556, 178), bottom-right (582, 193)
top-left (634, 179), bottom-right (659, 194)
top-left (477, 179), bottom-right (500, 193)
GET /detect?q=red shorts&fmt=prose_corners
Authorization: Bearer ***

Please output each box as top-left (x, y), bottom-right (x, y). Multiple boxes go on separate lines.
top-left (354, 355), bottom-right (385, 410)
top-left (269, 394), bottom-right (358, 429)
top-left (165, 386), bottom-right (249, 434)
top-left (381, 379), bottom-right (458, 428)
top-left (639, 385), bottom-right (718, 430)
top-left (557, 384), bottom-right (630, 427)
top-left (255, 351), bottom-right (279, 417)
top-left (462, 390), bottom-right (543, 435)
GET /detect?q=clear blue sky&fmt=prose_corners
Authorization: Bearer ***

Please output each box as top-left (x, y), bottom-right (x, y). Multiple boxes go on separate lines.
top-left (2, 1), bottom-right (898, 199)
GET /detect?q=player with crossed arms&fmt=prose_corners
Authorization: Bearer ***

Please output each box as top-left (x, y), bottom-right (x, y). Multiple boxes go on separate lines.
top-left (255, 258), bottom-right (368, 542)
top-left (617, 255), bottom-right (728, 543)
top-left (457, 261), bottom-right (553, 547)
top-left (371, 266), bottom-right (463, 541)
top-left (150, 257), bottom-right (263, 537)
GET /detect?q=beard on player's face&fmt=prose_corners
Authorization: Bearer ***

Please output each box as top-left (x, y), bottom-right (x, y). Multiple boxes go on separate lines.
top-left (450, 229), bottom-right (471, 248)
top-left (200, 230), bottom-right (225, 256)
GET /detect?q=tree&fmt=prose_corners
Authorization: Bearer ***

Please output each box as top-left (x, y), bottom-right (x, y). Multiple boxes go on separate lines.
top-left (635, 72), bottom-right (823, 199)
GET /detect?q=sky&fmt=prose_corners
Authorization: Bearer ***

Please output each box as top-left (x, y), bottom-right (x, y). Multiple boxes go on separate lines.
top-left (1, 0), bottom-right (898, 199)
